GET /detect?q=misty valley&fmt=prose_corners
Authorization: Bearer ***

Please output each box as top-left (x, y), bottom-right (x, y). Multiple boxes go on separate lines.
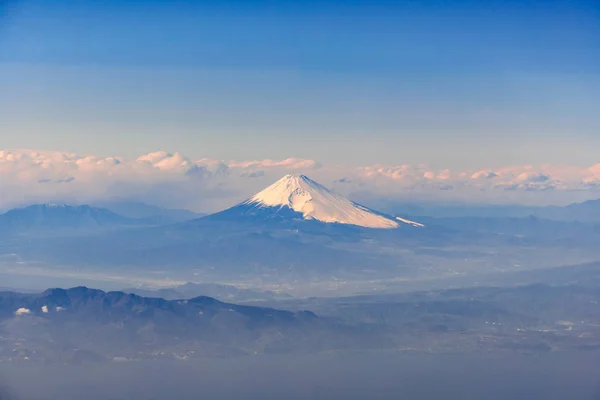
top-left (1, 280), bottom-right (600, 365)
top-left (3, 0), bottom-right (600, 397)
top-left (1, 175), bottom-right (600, 370)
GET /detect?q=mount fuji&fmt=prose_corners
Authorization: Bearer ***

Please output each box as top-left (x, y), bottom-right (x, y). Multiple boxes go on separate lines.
top-left (3, 174), bottom-right (599, 286)
top-left (205, 173), bottom-right (423, 229)
top-left (0, 175), bottom-right (429, 281)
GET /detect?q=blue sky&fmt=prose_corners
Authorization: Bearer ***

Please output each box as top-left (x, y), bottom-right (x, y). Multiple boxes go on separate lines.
top-left (1, 0), bottom-right (599, 169)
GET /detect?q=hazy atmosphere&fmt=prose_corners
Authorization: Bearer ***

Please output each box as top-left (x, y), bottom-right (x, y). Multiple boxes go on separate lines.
top-left (1, 0), bottom-right (600, 399)
top-left (2, 354), bottom-right (600, 399)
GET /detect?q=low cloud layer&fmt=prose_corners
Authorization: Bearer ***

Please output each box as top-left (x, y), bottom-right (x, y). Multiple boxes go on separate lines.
top-left (1, 149), bottom-right (599, 212)
top-left (360, 163), bottom-right (600, 192)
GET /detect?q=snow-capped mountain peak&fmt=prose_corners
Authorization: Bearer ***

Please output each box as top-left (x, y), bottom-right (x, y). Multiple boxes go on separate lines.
top-left (239, 173), bottom-right (412, 229)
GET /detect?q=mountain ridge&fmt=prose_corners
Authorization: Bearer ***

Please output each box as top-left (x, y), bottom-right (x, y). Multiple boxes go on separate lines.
top-left (93, 200), bottom-right (204, 223)
top-left (0, 204), bottom-right (137, 233)
top-left (205, 173), bottom-right (421, 229)
top-left (1, 286), bottom-right (313, 319)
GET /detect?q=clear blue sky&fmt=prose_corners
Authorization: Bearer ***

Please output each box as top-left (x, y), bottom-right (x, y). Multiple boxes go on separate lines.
top-left (1, 0), bottom-right (599, 168)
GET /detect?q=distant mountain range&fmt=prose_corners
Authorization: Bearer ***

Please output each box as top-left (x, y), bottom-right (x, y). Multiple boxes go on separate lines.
top-left (1, 174), bottom-right (599, 285)
top-left (383, 198), bottom-right (600, 223)
top-left (413, 215), bottom-right (600, 239)
top-left (3, 280), bottom-right (600, 363)
top-left (0, 176), bottom-right (432, 282)
top-left (93, 200), bottom-right (205, 223)
top-left (0, 204), bottom-right (136, 234)
top-left (0, 286), bottom-right (311, 322)
top-left (0, 286), bottom-right (383, 362)
top-left (0, 202), bottom-right (205, 234)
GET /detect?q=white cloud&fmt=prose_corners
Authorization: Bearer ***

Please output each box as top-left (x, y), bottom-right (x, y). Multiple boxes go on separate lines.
top-left (41, 305), bottom-right (49, 313)
top-left (471, 170), bottom-right (498, 180)
top-left (1, 148), bottom-right (600, 211)
top-left (357, 162), bottom-right (600, 192)
top-left (14, 308), bottom-right (31, 316)
top-left (229, 157), bottom-right (321, 170)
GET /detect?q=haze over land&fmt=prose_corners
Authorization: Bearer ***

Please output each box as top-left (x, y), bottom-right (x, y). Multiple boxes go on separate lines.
top-left (1, 0), bottom-right (599, 398)
top-left (1, 174), bottom-right (600, 371)
top-left (3, 353), bottom-right (600, 400)
top-left (1, 173), bottom-right (599, 295)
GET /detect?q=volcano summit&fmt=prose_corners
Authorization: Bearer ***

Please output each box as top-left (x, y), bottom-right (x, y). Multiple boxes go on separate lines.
top-left (209, 174), bottom-right (421, 229)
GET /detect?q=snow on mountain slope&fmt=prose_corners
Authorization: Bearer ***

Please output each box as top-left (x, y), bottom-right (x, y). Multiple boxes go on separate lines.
top-left (396, 217), bottom-right (425, 227)
top-left (239, 174), bottom-right (419, 229)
